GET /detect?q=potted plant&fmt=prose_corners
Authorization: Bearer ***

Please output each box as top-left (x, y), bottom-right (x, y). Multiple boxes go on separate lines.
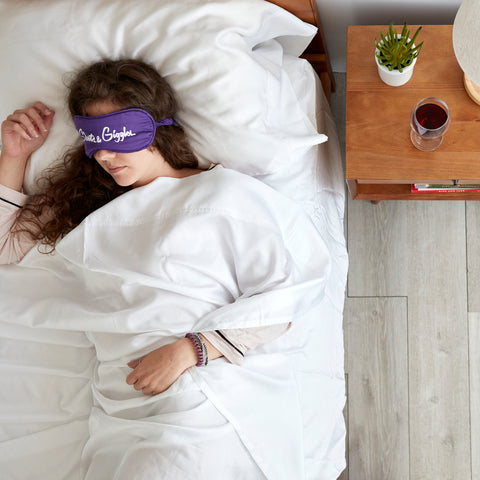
top-left (375, 23), bottom-right (423, 87)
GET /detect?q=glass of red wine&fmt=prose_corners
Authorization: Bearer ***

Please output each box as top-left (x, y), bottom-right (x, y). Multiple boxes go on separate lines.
top-left (410, 97), bottom-right (450, 151)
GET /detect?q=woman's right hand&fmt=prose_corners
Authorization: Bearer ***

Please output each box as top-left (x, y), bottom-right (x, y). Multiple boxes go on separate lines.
top-left (1, 102), bottom-right (54, 161)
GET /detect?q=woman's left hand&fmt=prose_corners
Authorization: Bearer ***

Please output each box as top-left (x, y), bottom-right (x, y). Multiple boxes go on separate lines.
top-left (126, 338), bottom-right (197, 396)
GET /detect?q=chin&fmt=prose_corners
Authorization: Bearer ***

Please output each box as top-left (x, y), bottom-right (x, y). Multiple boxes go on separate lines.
top-left (111, 177), bottom-right (134, 187)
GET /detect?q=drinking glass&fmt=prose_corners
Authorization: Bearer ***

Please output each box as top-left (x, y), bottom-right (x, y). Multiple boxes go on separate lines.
top-left (410, 97), bottom-right (450, 151)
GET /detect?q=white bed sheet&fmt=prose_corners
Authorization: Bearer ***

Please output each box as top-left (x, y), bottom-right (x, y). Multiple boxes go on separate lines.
top-left (0, 2), bottom-right (347, 478)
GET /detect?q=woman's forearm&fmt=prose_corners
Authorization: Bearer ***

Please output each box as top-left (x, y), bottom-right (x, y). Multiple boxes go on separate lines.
top-left (0, 152), bottom-right (29, 192)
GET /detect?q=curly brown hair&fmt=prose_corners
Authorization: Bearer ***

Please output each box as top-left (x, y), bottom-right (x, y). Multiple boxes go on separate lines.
top-left (14, 58), bottom-right (199, 250)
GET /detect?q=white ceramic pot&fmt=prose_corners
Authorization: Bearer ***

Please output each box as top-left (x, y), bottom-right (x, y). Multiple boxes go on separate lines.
top-left (375, 43), bottom-right (417, 87)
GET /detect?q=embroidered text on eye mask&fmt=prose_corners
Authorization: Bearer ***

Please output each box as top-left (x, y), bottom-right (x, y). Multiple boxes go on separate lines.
top-left (78, 126), bottom-right (137, 144)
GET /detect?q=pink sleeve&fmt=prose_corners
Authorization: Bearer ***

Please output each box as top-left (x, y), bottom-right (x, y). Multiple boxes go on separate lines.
top-left (0, 184), bottom-right (37, 264)
top-left (201, 323), bottom-right (291, 366)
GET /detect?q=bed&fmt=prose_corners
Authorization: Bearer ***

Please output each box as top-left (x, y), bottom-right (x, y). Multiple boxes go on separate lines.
top-left (0, 0), bottom-right (347, 478)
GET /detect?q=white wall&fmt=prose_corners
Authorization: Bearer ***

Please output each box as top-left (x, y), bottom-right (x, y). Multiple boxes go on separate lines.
top-left (317, 0), bottom-right (463, 72)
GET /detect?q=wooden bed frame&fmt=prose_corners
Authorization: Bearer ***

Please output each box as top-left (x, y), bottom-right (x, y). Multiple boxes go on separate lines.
top-left (269, 0), bottom-right (335, 100)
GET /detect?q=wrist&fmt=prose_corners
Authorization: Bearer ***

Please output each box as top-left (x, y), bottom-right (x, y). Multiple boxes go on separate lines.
top-left (0, 152), bottom-right (29, 192)
top-left (0, 151), bottom-right (30, 166)
top-left (177, 337), bottom-right (199, 369)
top-left (185, 333), bottom-right (209, 367)
top-left (199, 334), bottom-right (222, 361)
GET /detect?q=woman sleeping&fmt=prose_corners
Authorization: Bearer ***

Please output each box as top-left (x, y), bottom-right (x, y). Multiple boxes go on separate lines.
top-left (0, 58), bottom-right (331, 478)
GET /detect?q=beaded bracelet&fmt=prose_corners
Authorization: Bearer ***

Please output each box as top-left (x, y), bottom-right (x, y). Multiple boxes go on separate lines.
top-left (185, 332), bottom-right (209, 367)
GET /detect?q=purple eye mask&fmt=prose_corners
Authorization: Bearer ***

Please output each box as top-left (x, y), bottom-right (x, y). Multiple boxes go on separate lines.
top-left (73, 108), bottom-right (174, 158)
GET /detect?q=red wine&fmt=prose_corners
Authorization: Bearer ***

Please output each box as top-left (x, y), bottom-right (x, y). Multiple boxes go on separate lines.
top-left (415, 103), bottom-right (448, 130)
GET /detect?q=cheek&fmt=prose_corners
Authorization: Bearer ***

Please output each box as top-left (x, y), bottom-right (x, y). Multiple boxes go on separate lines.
top-left (93, 155), bottom-right (107, 170)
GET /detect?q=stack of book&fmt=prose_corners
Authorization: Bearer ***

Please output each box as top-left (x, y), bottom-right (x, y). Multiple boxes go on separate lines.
top-left (411, 183), bottom-right (480, 193)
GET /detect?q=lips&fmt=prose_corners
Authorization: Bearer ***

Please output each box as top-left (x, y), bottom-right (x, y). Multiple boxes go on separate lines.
top-left (107, 166), bottom-right (126, 174)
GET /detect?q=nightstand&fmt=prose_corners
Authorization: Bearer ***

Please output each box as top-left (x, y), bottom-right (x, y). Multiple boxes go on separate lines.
top-left (346, 25), bottom-right (480, 201)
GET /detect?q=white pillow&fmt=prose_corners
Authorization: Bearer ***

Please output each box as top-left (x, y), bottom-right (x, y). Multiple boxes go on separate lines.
top-left (0, 0), bottom-right (327, 194)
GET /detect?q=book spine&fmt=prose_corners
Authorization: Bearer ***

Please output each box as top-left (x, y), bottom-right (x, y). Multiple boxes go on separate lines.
top-left (412, 186), bottom-right (480, 193)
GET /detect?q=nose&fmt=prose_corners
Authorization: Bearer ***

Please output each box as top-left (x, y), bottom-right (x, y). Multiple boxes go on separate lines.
top-left (94, 149), bottom-right (116, 162)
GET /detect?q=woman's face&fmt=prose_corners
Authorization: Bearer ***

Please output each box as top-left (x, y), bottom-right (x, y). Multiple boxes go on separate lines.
top-left (85, 100), bottom-right (175, 188)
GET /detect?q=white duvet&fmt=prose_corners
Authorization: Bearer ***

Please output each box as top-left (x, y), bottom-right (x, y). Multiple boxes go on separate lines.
top-left (0, 166), bottom-right (333, 479)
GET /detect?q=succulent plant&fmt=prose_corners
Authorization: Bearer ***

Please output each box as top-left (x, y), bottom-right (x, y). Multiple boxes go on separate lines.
top-left (375, 23), bottom-right (423, 72)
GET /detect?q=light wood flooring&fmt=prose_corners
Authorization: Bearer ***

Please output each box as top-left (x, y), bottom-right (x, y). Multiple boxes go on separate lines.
top-left (331, 73), bottom-right (479, 480)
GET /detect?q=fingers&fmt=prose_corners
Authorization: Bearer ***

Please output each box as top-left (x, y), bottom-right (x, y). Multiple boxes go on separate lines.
top-left (6, 103), bottom-right (54, 141)
top-left (32, 101), bottom-right (53, 119)
top-left (126, 365), bottom-right (155, 392)
top-left (126, 357), bottom-right (143, 386)
top-left (127, 358), bottom-right (142, 369)
top-left (126, 370), bottom-right (138, 385)
top-left (9, 116), bottom-right (36, 141)
top-left (129, 375), bottom-right (159, 396)
top-left (125, 343), bottom-right (186, 396)
top-left (126, 366), bottom-right (164, 396)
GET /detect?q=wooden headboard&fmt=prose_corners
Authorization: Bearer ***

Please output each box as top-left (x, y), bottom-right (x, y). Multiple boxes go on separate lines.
top-left (268, 0), bottom-right (335, 100)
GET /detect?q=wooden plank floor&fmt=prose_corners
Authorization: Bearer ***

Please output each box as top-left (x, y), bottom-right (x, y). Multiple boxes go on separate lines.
top-left (331, 73), bottom-right (478, 480)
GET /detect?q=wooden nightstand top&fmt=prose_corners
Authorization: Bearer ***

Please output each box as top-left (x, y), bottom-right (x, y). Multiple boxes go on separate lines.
top-left (346, 25), bottom-right (480, 188)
